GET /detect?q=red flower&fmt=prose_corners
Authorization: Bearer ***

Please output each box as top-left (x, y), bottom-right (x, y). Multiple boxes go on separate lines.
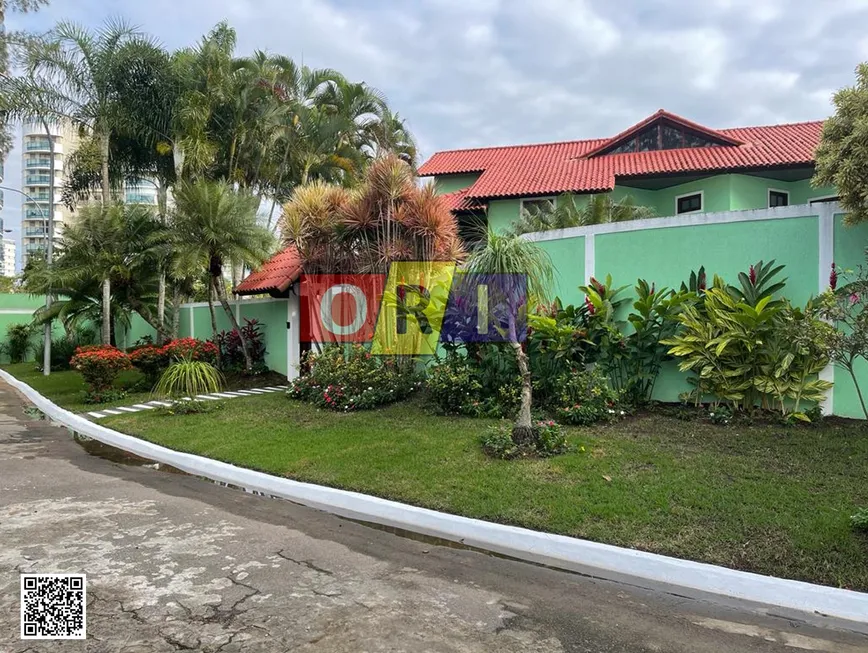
top-left (749, 265), bottom-right (757, 286)
top-left (829, 263), bottom-right (838, 290)
top-left (584, 296), bottom-right (595, 315)
top-left (698, 270), bottom-right (707, 292)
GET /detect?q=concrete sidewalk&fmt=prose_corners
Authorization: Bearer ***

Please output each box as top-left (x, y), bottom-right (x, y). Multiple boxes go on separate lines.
top-left (1, 381), bottom-right (866, 652)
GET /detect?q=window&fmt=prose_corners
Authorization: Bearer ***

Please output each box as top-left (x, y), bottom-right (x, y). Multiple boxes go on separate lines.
top-left (769, 189), bottom-right (789, 208)
top-left (605, 123), bottom-right (723, 155)
top-left (520, 197), bottom-right (556, 216)
top-left (676, 192), bottom-right (703, 215)
top-left (809, 196), bottom-right (839, 204)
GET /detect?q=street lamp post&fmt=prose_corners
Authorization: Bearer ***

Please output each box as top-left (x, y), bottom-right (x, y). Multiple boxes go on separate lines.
top-left (0, 183), bottom-right (53, 375)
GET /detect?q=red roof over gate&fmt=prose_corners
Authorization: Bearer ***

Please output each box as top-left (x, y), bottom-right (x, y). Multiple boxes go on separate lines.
top-left (234, 246), bottom-right (303, 296)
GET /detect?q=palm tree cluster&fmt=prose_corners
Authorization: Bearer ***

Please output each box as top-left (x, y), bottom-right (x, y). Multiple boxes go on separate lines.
top-left (510, 193), bottom-right (656, 235)
top-left (0, 18), bottom-right (418, 372)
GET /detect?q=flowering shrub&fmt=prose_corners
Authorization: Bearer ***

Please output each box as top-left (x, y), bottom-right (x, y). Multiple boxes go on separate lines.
top-left (129, 344), bottom-right (170, 386)
top-left (162, 338), bottom-right (218, 365)
top-left (212, 319), bottom-right (267, 373)
top-left (289, 345), bottom-right (421, 411)
top-left (553, 368), bottom-right (623, 426)
top-left (70, 345), bottom-right (132, 396)
top-left (480, 420), bottom-right (571, 459)
top-left (426, 347), bottom-right (521, 418)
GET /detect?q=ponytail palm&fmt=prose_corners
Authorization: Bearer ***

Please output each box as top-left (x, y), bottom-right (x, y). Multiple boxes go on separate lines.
top-left (465, 230), bottom-right (553, 444)
top-left (172, 180), bottom-right (275, 372)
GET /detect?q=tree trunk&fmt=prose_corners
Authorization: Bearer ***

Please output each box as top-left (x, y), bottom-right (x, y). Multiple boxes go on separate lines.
top-left (511, 341), bottom-right (535, 445)
top-left (207, 278), bottom-right (222, 369)
top-left (214, 273), bottom-right (253, 372)
top-left (156, 182), bottom-right (169, 343)
top-left (101, 277), bottom-right (111, 345)
top-left (100, 129), bottom-right (111, 203)
top-left (171, 287), bottom-right (182, 339)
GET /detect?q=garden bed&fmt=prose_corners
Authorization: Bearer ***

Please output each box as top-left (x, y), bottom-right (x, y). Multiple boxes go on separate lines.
top-left (92, 392), bottom-right (868, 591)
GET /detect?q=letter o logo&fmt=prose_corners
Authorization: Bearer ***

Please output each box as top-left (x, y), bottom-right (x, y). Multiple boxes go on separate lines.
top-left (320, 284), bottom-right (368, 337)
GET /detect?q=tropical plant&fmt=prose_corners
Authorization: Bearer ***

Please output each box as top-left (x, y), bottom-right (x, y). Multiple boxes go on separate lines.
top-left (813, 62), bottom-right (868, 224)
top-left (553, 367), bottom-right (623, 426)
top-left (36, 326), bottom-right (97, 371)
top-left (281, 154), bottom-right (464, 275)
top-left (511, 193), bottom-right (656, 235)
top-left (819, 261), bottom-right (868, 419)
top-left (25, 202), bottom-right (168, 344)
top-left (129, 344), bottom-right (169, 387)
top-left (70, 344), bottom-right (132, 394)
top-left (481, 419), bottom-right (569, 460)
top-left (591, 280), bottom-right (690, 405)
top-left (212, 318), bottom-right (266, 373)
top-left (5, 323), bottom-right (32, 363)
top-left (465, 229), bottom-right (553, 445)
top-left (171, 180), bottom-right (275, 372)
top-left (20, 18), bottom-right (161, 200)
top-left (155, 354), bottom-right (224, 399)
top-left (664, 262), bottom-right (833, 416)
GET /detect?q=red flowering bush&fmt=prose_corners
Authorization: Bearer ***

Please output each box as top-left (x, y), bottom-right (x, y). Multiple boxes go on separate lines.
top-left (162, 338), bottom-right (218, 365)
top-left (70, 345), bottom-right (133, 394)
top-left (129, 344), bottom-right (170, 386)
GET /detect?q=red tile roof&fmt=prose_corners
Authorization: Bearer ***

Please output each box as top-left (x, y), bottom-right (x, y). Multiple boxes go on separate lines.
top-left (418, 110), bottom-right (824, 200)
top-left (439, 187), bottom-right (487, 213)
top-left (235, 246), bottom-right (303, 296)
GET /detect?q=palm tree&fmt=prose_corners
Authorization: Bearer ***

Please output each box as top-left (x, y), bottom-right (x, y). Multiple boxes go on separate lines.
top-left (172, 180), bottom-right (275, 372)
top-left (365, 106), bottom-right (417, 167)
top-left (28, 203), bottom-right (168, 344)
top-left (465, 230), bottom-right (553, 445)
top-left (511, 193), bottom-right (656, 235)
top-left (23, 19), bottom-right (161, 201)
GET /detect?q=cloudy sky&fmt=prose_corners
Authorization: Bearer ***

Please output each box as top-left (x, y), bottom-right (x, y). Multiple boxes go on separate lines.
top-left (3, 0), bottom-right (868, 269)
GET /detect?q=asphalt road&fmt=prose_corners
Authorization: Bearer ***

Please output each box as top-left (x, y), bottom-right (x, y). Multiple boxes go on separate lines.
top-left (1, 380), bottom-right (866, 652)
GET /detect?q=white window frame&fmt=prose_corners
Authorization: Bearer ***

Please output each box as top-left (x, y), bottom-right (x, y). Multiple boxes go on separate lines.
top-left (675, 190), bottom-right (703, 215)
top-left (768, 188), bottom-right (790, 208)
top-left (520, 196), bottom-right (557, 215)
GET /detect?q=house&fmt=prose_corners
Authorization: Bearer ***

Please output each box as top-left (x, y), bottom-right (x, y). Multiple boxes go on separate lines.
top-left (417, 110), bottom-right (837, 233)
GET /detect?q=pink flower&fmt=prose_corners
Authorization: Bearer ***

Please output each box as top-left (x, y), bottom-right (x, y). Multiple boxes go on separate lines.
top-left (850, 293), bottom-right (859, 305)
top-left (584, 296), bottom-right (596, 315)
top-left (830, 263), bottom-right (838, 290)
top-left (749, 265), bottom-right (757, 286)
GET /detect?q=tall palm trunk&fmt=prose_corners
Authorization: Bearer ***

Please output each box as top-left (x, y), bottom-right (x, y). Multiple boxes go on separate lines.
top-left (171, 287), bottom-right (182, 339)
top-left (155, 183), bottom-right (169, 342)
top-left (214, 272), bottom-right (253, 372)
top-left (511, 341), bottom-right (535, 444)
top-left (101, 277), bottom-right (111, 345)
top-left (207, 279), bottom-right (221, 369)
top-left (266, 141), bottom-right (292, 231)
top-left (99, 129), bottom-right (111, 203)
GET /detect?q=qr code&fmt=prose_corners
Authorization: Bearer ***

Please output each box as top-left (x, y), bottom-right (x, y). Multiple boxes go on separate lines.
top-left (20, 574), bottom-right (86, 639)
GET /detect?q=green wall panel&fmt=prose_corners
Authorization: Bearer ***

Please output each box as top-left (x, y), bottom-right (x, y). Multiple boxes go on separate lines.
top-left (434, 173), bottom-right (481, 194)
top-left (538, 236), bottom-right (585, 305)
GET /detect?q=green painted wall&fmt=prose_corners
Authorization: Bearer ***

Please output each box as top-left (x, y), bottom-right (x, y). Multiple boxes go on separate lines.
top-left (537, 213), bottom-right (824, 403)
top-left (487, 199), bottom-right (523, 233)
top-left (0, 295), bottom-right (292, 376)
top-left (434, 173), bottom-right (481, 194)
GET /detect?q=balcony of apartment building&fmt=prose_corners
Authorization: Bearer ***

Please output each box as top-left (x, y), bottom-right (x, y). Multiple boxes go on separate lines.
top-left (23, 137), bottom-right (63, 155)
top-left (23, 226), bottom-right (48, 238)
top-left (23, 204), bottom-right (51, 220)
top-left (24, 172), bottom-right (55, 186)
top-left (24, 155), bottom-right (62, 171)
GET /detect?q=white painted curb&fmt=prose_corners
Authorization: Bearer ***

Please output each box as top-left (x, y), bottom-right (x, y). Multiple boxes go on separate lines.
top-left (4, 368), bottom-right (868, 627)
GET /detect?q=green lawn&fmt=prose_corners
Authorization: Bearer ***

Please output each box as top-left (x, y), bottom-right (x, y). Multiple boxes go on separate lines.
top-left (3, 363), bottom-right (152, 413)
top-left (89, 393), bottom-right (868, 591)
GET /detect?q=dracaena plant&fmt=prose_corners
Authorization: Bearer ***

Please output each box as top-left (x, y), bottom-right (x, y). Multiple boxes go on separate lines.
top-left (664, 262), bottom-right (833, 417)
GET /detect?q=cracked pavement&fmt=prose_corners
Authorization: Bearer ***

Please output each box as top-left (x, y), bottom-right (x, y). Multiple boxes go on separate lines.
top-left (1, 381), bottom-right (867, 652)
